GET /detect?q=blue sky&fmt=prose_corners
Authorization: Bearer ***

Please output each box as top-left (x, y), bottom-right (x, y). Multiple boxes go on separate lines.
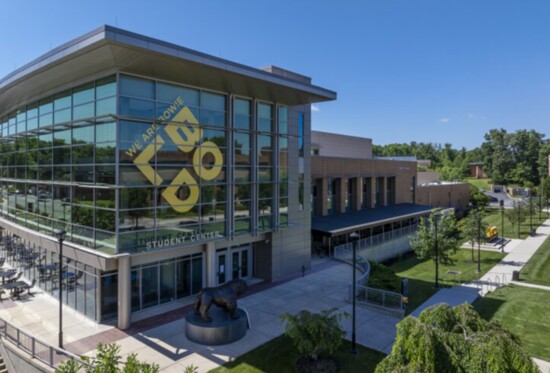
top-left (1, 0), bottom-right (549, 149)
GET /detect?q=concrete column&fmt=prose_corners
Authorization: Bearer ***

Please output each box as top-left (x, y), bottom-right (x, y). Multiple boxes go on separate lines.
top-left (320, 178), bottom-right (328, 216)
top-left (371, 177), bottom-right (377, 208)
top-left (354, 177), bottom-right (362, 211)
top-left (383, 177), bottom-right (388, 206)
top-left (205, 242), bottom-right (217, 287)
top-left (117, 254), bottom-right (131, 330)
top-left (337, 178), bottom-right (346, 213)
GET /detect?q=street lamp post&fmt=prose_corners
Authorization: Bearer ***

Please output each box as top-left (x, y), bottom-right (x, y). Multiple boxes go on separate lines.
top-left (349, 231), bottom-right (360, 355)
top-left (477, 211), bottom-right (481, 273)
top-left (540, 184), bottom-right (543, 221)
top-left (517, 203), bottom-right (521, 239)
top-left (433, 214), bottom-right (440, 288)
top-left (530, 197), bottom-right (533, 236)
top-left (500, 200), bottom-right (505, 253)
top-left (54, 229), bottom-right (66, 349)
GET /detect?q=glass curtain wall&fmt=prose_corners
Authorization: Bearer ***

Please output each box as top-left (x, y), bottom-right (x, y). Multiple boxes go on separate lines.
top-left (0, 76), bottom-right (117, 254)
top-left (118, 75), bottom-right (228, 252)
top-left (1, 74), bottom-right (291, 255)
top-left (0, 232), bottom-right (99, 320)
top-left (234, 98), bottom-right (252, 234)
top-left (278, 106), bottom-right (289, 228)
top-left (128, 253), bottom-right (202, 313)
top-left (118, 75), bottom-right (288, 250)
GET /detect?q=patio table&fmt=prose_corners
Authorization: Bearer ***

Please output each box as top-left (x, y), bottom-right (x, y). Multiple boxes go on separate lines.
top-left (1, 280), bottom-right (29, 299)
top-left (0, 269), bottom-right (17, 284)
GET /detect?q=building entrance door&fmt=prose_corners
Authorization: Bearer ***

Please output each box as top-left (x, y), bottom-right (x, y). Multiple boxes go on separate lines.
top-left (231, 246), bottom-right (251, 281)
top-left (216, 252), bottom-right (226, 285)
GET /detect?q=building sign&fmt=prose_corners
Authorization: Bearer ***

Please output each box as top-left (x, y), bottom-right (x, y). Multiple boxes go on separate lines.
top-left (124, 97), bottom-right (223, 213)
top-left (143, 230), bottom-right (221, 250)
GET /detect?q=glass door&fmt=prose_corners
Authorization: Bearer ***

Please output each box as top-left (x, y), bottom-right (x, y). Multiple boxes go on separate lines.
top-left (230, 246), bottom-right (251, 281)
top-left (217, 252), bottom-right (226, 285)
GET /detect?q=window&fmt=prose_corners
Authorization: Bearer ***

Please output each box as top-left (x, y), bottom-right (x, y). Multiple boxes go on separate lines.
top-left (257, 103), bottom-right (272, 132)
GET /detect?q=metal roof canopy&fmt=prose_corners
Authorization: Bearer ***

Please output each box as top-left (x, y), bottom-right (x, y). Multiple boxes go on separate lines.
top-left (311, 204), bottom-right (434, 236)
top-left (0, 25), bottom-right (336, 117)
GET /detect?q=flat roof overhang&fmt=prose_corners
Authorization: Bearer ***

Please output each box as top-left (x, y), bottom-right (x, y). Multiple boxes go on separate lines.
top-left (311, 204), bottom-right (434, 236)
top-left (0, 25), bottom-right (336, 116)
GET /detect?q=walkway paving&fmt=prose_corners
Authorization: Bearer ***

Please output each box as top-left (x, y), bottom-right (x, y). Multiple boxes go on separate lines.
top-left (0, 259), bottom-right (399, 372)
top-left (511, 281), bottom-right (550, 291)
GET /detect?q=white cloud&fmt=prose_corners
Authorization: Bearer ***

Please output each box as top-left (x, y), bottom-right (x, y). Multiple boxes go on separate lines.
top-left (440, 117), bottom-right (449, 123)
top-left (311, 104), bottom-right (321, 112)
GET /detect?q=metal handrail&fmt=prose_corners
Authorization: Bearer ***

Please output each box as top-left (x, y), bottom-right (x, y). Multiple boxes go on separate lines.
top-left (355, 285), bottom-right (404, 310)
top-left (0, 316), bottom-right (91, 370)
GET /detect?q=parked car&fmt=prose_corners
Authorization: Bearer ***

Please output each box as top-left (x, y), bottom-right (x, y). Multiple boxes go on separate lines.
top-left (37, 192), bottom-right (52, 201)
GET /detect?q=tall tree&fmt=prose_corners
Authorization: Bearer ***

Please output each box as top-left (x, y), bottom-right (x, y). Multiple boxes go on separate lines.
top-left (410, 212), bottom-right (460, 287)
top-left (462, 210), bottom-right (488, 262)
top-left (510, 129), bottom-right (543, 185)
top-left (376, 303), bottom-right (538, 373)
top-left (505, 201), bottom-right (527, 239)
top-left (481, 128), bottom-right (515, 184)
top-left (538, 141), bottom-right (550, 180)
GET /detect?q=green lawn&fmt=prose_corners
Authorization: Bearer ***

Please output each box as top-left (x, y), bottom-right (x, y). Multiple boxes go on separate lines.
top-left (473, 285), bottom-right (550, 361)
top-left (209, 335), bottom-right (386, 373)
top-left (520, 236), bottom-right (550, 287)
top-left (466, 177), bottom-right (492, 190)
top-left (482, 207), bottom-right (547, 240)
top-left (388, 249), bottom-right (505, 314)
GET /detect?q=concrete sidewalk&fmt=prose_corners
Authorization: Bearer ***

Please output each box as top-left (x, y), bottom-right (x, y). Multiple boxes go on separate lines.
top-left (511, 281), bottom-right (550, 292)
top-left (0, 260), bottom-right (400, 372)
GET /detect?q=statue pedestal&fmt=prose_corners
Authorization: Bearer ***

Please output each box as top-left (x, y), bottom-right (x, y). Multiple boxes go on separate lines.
top-left (185, 307), bottom-right (248, 345)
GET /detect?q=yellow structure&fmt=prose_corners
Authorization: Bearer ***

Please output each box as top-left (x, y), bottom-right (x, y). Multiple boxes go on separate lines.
top-left (486, 226), bottom-right (498, 240)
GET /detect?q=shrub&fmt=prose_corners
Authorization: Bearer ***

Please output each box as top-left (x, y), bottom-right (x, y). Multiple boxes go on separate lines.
top-left (279, 308), bottom-right (348, 361)
top-left (55, 342), bottom-right (159, 373)
top-left (367, 261), bottom-right (401, 293)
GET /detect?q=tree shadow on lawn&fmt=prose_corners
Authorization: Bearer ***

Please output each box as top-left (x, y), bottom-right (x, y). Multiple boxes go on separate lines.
top-left (479, 257), bottom-right (504, 265)
top-left (383, 252), bottom-right (428, 273)
top-left (401, 277), bottom-right (438, 315)
top-left (472, 295), bottom-right (506, 321)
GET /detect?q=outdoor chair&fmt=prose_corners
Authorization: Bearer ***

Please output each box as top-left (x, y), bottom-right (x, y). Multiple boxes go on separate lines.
top-left (7, 272), bottom-right (22, 284)
top-left (0, 290), bottom-right (4, 302)
top-left (37, 265), bottom-right (49, 282)
top-left (24, 279), bottom-right (36, 295)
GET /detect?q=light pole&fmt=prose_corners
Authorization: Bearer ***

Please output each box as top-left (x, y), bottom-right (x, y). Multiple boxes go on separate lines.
top-left (349, 231), bottom-right (360, 355)
top-left (500, 200), bottom-right (504, 253)
top-left (529, 196), bottom-right (533, 236)
top-left (54, 229), bottom-right (66, 349)
top-left (540, 184), bottom-right (543, 221)
top-left (517, 202), bottom-right (521, 239)
top-left (433, 214), bottom-right (440, 288)
top-left (477, 211), bottom-right (481, 273)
